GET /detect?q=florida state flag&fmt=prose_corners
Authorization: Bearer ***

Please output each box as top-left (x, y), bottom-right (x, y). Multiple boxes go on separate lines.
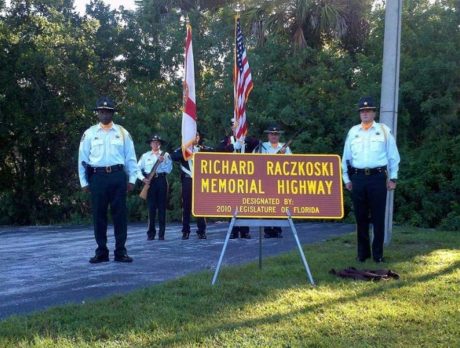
top-left (182, 22), bottom-right (197, 160)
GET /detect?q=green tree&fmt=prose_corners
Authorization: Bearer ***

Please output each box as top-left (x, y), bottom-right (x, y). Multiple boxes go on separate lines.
top-left (0, 0), bottom-right (100, 223)
top-left (0, 0), bottom-right (458, 230)
top-left (244, 0), bottom-right (372, 51)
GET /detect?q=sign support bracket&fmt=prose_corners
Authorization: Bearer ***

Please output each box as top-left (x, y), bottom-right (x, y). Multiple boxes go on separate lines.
top-left (211, 209), bottom-right (315, 286)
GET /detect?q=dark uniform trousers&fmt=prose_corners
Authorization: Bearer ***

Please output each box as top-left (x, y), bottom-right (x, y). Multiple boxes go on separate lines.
top-left (217, 136), bottom-right (251, 239)
top-left (89, 170), bottom-right (127, 257)
top-left (181, 176), bottom-right (206, 233)
top-left (147, 174), bottom-right (167, 239)
top-left (351, 171), bottom-right (387, 260)
top-left (264, 226), bottom-right (282, 238)
top-left (232, 226), bottom-right (250, 238)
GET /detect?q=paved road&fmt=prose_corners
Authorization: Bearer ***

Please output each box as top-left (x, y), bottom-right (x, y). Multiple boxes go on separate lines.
top-left (0, 221), bottom-right (353, 320)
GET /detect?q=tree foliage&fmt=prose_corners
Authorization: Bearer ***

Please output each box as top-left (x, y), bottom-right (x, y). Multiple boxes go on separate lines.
top-left (0, 0), bottom-right (458, 229)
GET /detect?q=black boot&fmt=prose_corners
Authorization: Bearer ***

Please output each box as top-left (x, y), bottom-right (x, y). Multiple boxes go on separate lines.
top-left (197, 230), bottom-right (207, 239)
top-left (147, 231), bottom-right (156, 240)
top-left (89, 254), bottom-right (109, 263)
top-left (240, 231), bottom-right (251, 239)
top-left (264, 227), bottom-right (273, 238)
top-left (274, 227), bottom-right (283, 238)
top-left (182, 231), bottom-right (190, 240)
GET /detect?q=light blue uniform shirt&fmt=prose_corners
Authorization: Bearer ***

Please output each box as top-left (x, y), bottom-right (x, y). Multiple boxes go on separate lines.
top-left (137, 151), bottom-right (172, 180)
top-left (260, 142), bottom-right (292, 154)
top-left (78, 123), bottom-right (140, 187)
top-left (341, 121), bottom-right (400, 184)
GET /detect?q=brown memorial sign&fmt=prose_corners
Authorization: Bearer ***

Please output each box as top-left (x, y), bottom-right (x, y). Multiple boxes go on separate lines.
top-left (192, 152), bottom-right (344, 219)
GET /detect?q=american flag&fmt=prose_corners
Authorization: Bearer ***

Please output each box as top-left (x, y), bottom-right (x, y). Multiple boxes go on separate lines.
top-left (233, 16), bottom-right (253, 142)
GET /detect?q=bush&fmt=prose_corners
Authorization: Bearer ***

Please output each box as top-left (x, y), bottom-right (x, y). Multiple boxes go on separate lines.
top-left (395, 137), bottom-right (460, 228)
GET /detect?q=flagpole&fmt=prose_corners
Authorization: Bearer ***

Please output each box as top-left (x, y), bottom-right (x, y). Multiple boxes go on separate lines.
top-left (233, 2), bottom-right (253, 154)
top-left (182, 16), bottom-right (197, 161)
top-left (234, 5), bottom-right (245, 153)
top-left (380, 0), bottom-right (402, 245)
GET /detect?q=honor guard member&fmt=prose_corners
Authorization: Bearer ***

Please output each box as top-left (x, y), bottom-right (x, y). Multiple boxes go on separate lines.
top-left (259, 125), bottom-right (292, 238)
top-left (138, 135), bottom-right (172, 240)
top-left (78, 96), bottom-right (139, 263)
top-left (216, 119), bottom-right (259, 239)
top-left (171, 131), bottom-right (209, 240)
top-left (259, 125), bottom-right (293, 155)
top-left (342, 96), bottom-right (400, 263)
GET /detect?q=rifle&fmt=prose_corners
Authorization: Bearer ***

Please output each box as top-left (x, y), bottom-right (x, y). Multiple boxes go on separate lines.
top-left (275, 129), bottom-right (302, 154)
top-left (196, 144), bottom-right (214, 151)
top-left (255, 140), bottom-right (265, 153)
top-left (139, 151), bottom-right (166, 200)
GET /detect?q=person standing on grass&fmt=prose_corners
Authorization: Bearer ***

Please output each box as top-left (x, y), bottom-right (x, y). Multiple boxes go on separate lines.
top-left (78, 96), bottom-right (139, 264)
top-left (341, 96), bottom-right (400, 263)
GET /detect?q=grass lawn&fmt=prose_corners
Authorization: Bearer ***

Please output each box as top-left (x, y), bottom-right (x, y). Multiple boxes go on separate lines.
top-left (0, 226), bottom-right (459, 347)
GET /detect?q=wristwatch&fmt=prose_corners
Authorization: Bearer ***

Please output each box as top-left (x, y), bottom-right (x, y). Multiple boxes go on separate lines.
top-left (389, 179), bottom-right (397, 183)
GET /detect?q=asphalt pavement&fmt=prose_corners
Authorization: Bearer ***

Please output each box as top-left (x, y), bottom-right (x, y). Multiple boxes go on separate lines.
top-left (0, 221), bottom-right (353, 321)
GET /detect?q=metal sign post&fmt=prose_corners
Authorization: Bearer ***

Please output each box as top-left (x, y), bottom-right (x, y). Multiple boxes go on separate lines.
top-left (380, 0), bottom-right (402, 245)
top-left (211, 209), bottom-right (315, 286)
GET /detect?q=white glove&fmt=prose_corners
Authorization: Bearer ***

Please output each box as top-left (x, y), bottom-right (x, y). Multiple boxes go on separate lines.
top-left (233, 141), bottom-right (242, 150)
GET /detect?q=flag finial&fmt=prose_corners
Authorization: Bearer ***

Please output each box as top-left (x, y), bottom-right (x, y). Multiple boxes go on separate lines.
top-left (235, 2), bottom-right (242, 14)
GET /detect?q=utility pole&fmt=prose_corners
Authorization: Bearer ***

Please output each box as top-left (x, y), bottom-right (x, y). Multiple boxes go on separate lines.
top-left (380, 0), bottom-right (403, 244)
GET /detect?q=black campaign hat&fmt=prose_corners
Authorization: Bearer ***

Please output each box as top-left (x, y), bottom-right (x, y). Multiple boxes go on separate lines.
top-left (196, 129), bottom-right (205, 138)
top-left (146, 135), bottom-right (166, 145)
top-left (94, 96), bottom-right (116, 111)
top-left (358, 96), bottom-right (377, 111)
top-left (264, 125), bottom-right (284, 134)
top-left (196, 130), bottom-right (205, 145)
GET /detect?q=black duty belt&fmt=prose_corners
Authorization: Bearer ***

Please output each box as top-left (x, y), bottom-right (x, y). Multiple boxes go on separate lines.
top-left (152, 173), bottom-right (167, 178)
top-left (91, 164), bottom-right (124, 174)
top-left (350, 166), bottom-right (386, 176)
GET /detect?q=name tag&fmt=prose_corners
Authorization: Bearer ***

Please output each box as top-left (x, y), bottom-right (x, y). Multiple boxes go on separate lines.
top-left (370, 135), bottom-right (385, 142)
top-left (91, 139), bottom-right (103, 146)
